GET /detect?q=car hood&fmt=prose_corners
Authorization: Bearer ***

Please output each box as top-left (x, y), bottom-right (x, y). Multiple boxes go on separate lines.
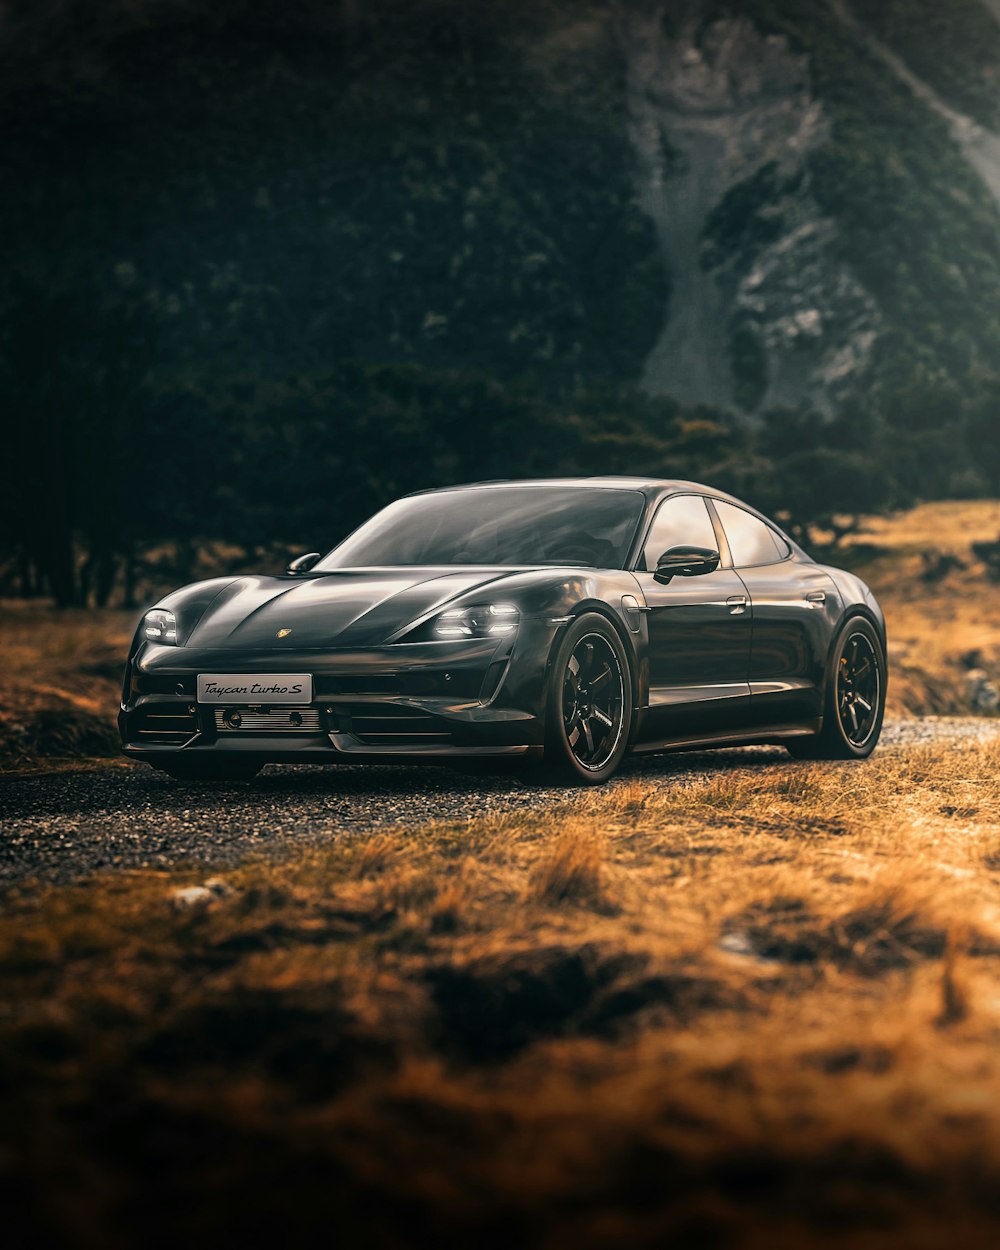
top-left (180, 567), bottom-right (530, 649)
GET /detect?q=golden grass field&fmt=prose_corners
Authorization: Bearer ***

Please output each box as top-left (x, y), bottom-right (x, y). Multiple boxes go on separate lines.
top-left (843, 500), bottom-right (1000, 716)
top-left (2, 500), bottom-right (1000, 1247)
top-left (3, 734), bottom-right (1000, 1247)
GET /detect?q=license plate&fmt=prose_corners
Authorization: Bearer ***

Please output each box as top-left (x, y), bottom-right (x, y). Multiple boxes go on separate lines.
top-left (197, 673), bottom-right (313, 704)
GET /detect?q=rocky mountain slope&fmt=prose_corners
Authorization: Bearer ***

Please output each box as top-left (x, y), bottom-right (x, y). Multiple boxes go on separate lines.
top-left (625, 3), bottom-right (876, 413)
top-left (624, 0), bottom-right (1000, 419)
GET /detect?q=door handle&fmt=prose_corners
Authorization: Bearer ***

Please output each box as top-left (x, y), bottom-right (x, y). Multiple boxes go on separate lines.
top-left (727, 595), bottom-right (748, 615)
top-left (805, 591), bottom-right (827, 604)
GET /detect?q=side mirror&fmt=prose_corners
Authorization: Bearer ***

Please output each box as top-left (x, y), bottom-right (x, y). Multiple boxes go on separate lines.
top-left (286, 552), bottom-right (321, 575)
top-left (654, 545), bottom-right (720, 584)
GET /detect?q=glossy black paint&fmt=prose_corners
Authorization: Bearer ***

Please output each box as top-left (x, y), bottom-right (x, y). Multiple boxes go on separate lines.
top-left (638, 562), bottom-right (753, 739)
top-left (653, 546), bottom-right (720, 582)
top-left (118, 478), bottom-right (886, 773)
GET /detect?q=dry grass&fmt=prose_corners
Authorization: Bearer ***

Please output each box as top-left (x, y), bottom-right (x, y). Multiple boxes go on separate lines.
top-left (840, 499), bottom-right (1000, 715)
top-left (3, 733), bottom-right (1000, 1246)
top-left (0, 599), bottom-right (138, 773)
top-left (847, 499), bottom-right (1000, 552)
top-left (531, 826), bottom-right (609, 908)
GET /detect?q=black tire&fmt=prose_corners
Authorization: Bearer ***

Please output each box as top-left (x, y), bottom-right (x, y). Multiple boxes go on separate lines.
top-left (153, 758), bottom-right (263, 782)
top-left (788, 616), bottom-right (886, 760)
top-left (543, 613), bottom-right (633, 785)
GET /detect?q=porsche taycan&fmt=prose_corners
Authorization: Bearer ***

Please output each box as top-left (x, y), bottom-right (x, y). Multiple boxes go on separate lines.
top-left (119, 478), bottom-right (887, 783)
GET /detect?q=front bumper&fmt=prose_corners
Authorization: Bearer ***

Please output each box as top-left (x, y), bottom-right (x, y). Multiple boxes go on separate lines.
top-left (119, 623), bottom-right (559, 764)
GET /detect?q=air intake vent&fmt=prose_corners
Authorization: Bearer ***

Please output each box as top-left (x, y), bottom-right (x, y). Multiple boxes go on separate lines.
top-left (134, 704), bottom-right (199, 742)
top-left (316, 675), bottom-right (403, 696)
top-left (336, 703), bottom-right (453, 746)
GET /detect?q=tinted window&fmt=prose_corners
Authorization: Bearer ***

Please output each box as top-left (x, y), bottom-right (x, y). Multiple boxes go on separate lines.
top-left (771, 529), bottom-right (792, 559)
top-left (714, 500), bottom-right (784, 567)
top-left (640, 495), bottom-right (718, 572)
top-left (317, 486), bottom-right (645, 569)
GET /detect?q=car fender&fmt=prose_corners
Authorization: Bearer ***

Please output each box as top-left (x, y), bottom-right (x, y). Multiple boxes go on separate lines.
top-left (821, 566), bottom-right (887, 642)
top-left (541, 592), bottom-right (646, 739)
top-left (811, 570), bottom-right (887, 718)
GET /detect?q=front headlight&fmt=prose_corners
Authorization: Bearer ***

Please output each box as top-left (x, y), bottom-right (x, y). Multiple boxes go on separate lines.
top-left (432, 602), bottom-right (519, 640)
top-left (143, 608), bottom-right (179, 645)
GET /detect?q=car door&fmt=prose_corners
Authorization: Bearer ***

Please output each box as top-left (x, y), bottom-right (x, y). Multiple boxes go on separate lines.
top-left (710, 498), bottom-right (841, 726)
top-left (633, 494), bottom-right (752, 741)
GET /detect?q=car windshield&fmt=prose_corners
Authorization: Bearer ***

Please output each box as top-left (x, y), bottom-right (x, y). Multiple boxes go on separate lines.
top-left (316, 486), bottom-right (645, 569)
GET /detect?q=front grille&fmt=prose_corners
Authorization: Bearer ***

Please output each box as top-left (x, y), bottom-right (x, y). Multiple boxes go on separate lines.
top-left (214, 707), bottom-right (323, 734)
top-left (335, 703), bottom-right (453, 747)
top-left (134, 704), bottom-right (199, 742)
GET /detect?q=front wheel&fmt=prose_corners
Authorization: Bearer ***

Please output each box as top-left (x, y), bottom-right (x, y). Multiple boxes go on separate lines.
top-left (788, 616), bottom-right (886, 760)
top-left (543, 613), bottom-right (633, 785)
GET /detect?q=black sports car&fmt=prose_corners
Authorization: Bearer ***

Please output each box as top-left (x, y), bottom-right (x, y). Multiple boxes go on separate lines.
top-left (120, 478), bottom-right (887, 784)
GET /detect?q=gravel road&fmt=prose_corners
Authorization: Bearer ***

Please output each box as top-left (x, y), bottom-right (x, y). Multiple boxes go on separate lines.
top-left (1, 717), bottom-right (996, 891)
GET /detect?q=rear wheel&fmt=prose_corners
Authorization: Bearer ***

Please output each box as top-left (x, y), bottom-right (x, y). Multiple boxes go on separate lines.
top-left (543, 614), bottom-right (633, 784)
top-left (153, 758), bottom-right (262, 782)
top-left (788, 617), bottom-right (885, 760)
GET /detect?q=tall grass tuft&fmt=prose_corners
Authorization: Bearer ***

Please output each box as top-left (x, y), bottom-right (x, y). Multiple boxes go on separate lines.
top-left (532, 826), bottom-right (608, 909)
top-left (350, 833), bottom-right (403, 879)
top-left (429, 868), bottom-right (472, 934)
top-left (938, 926), bottom-right (971, 1027)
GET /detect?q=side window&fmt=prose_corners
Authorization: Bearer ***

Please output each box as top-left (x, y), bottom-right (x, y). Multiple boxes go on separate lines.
top-left (714, 500), bottom-right (784, 568)
top-left (640, 495), bottom-right (718, 572)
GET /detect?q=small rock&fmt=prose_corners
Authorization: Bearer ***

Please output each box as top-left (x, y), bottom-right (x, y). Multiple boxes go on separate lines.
top-left (203, 876), bottom-right (235, 898)
top-left (170, 878), bottom-right (235, 910)
top-left (718, 931), bottom-right (755, 956)
top-left (920, 551), bottom-right (966, 582)
top-left (170, 885), bottom-right (215, 910)
top-left (965, 669), bottom-right (1000, 713)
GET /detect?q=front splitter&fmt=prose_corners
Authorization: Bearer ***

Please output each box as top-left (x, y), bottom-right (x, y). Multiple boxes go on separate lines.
top-left (122, 734), bottom-right (541, 766)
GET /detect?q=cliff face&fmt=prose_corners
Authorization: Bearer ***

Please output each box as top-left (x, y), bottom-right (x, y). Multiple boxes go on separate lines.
top-left (625, 2), bottom-right (878, 414)
top-left (624, 0), bottom-right (1000, 418)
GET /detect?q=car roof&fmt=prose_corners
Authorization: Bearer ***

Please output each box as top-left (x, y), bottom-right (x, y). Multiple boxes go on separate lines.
top-left (408, 476), bottom-right (750, 506)
top-left (406, 477), bottom-right (808, 561)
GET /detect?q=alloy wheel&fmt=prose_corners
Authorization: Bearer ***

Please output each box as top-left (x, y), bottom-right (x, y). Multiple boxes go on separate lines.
top-left (561, 633), bottom-right (626, 772)
top-left (836, 632), bottom-right (881, 747)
